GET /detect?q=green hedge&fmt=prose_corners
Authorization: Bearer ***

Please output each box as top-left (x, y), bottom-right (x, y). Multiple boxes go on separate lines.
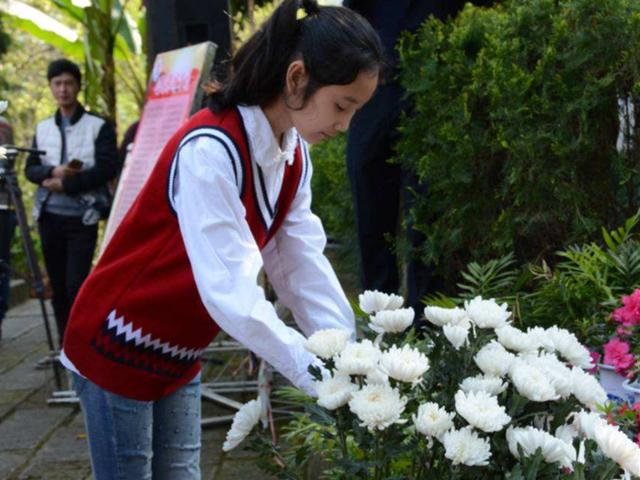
top-left (397, 0), bottom-right (640, 284)
top-left (310, 134), bottom-right (354, 245)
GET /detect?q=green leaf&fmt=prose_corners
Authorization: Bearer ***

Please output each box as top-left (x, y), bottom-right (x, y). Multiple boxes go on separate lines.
top-left (1, 4), bottom-right (84, 58)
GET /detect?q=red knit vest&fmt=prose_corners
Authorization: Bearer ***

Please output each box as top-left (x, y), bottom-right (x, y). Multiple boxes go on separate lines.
top-left (63, 108), bottom-right (304, 401)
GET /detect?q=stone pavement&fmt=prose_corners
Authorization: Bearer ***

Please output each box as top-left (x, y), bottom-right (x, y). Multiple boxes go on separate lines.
top-left (0, 299), bottom-right (271, 480)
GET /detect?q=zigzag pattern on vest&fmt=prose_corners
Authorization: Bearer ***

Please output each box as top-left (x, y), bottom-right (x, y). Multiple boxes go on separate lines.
top-left (91, 310), bottom-right (205, 379)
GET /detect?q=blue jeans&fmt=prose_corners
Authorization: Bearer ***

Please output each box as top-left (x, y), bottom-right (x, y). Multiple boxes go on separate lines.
top-left (72, 372), bottom-right (202, 480)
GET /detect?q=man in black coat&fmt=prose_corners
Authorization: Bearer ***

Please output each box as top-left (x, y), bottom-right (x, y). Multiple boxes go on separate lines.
top-left (344, 0), bottom-right (492, 322)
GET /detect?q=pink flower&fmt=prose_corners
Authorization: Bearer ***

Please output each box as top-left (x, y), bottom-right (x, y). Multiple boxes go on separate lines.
top-left (603, 338), bottom-right (636, 375)
top-left (587, 350), bottom-right (601, 373)
top-left (636, 432), bottom-right (640, 448)
top-left (616, 326), bottom-right (632, 338)
top-left (612, 289), bottom-right (640, 326)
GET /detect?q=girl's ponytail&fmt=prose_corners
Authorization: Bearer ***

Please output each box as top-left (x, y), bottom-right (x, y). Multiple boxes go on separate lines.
top-left (209, 0), bottom-right (383, 112)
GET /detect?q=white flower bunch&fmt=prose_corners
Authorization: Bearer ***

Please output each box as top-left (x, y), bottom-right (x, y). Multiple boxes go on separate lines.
top-left (545, 326), bottom-right (594, 369)
top-left (315, 374), bottom-right (358, 410)
top-left (495, 324), bottom-right (540, 352)
top-left (222, 398), bottom-right (262, 451)
top-left (521, 352), bottom-right (573, 398)
top-left (268, 290), bottom-right (629, 479)
top-left (348, 383), bottom-right (407, 431)
top-left (369, 307), bottom-right (414, 334)
top-left (460, 374), bottom-right (508, 395)
top-left (334, 339), bottom-right (381, 375)
top-left (443, 321), bottom-right (471, 350)
top-left (379, 344), bottom-right (430, 385)
top-left (304, 328), bottom-right (351, 359)
top-left (569, 366), bottom-right (607, 410)
top-left (413, 402), bottom-right (455, 439)
top-left (454, 390), bottom-right (511, 433)
top-left (593, 422), bottom-right (640, 476)
top-left (506, 426), bottom-right (577, 470)
top-left (474, 340), bottom-right (516, 377)
top-left (358, 290), bottom-right (403, 314)
top-left (508, 358), bottom-right (560, 402)
top-left (442, 427), bottom-right (492, 466)
top-left (464, 296), bottom-right (511, 329)
top-left (423, 305), bottom-right (467, 327)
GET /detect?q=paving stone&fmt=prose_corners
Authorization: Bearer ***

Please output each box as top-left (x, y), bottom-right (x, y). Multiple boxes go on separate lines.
top-left (0, 449), bottom-right (30, 479)
top-left (17, 460), bottom-right (91, 480)
top-left (0, 389), bottom-right (33, 406)
top-left (213, 458), bottom-right (277, 480)
top-left (25, 411), bottom-right (89, 463)
top-left (0, 407), bottom-right (70, 451)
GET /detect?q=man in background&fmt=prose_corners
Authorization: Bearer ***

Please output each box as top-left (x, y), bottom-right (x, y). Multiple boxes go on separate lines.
top-left (24, 59), bottom-right (118, 347)
top-left (344, 0), bottom-right (492, 323)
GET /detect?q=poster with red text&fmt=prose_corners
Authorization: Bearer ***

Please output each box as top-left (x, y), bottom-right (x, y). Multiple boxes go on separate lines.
top-left (101, 41), bottom-right (216, 251)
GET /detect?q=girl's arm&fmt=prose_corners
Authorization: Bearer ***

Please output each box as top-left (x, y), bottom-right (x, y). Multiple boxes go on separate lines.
top-left (261, 145), bottom-right (356, 338)
top-left (173, 134), bottom-right (323, 395)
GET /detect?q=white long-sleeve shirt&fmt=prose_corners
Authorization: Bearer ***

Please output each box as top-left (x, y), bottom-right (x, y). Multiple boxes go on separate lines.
top-left (63, 105), bottom-right (355, 394)
top-left (173, 105), bottom-right (355, 393)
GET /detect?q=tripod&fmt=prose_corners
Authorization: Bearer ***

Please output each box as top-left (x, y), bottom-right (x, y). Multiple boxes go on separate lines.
top-left (0, 145), bottom-right (62, 389)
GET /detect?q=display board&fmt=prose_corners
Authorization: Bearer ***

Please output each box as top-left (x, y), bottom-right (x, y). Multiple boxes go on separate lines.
top-left (101, 41), bottom-right (216, 251)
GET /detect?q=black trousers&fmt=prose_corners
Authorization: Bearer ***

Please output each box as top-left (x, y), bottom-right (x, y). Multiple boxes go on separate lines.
top-left (38, 211), bottom-right (97, 346)
top-left (0, 210), bottom-right (16, 326)
top-left (346, 83), bottom-right (436, 314)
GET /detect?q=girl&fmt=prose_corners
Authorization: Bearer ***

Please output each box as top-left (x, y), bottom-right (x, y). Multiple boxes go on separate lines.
top-left (62, 0), bottom-right (383, 478)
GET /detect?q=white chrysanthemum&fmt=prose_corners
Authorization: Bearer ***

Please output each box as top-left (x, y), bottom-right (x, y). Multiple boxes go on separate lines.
top-left (0, 100), bottom-right (7, 114)
top-left (460, 374), bottom-right (508, 395)
top-left (442, 427), bottom-right (491, 466)
top-left (222, 398), bottom-right (262, 451)
top-left (569, 367), bottom-right (607, 410)
top-left (366, 367), bottom-right (389, 385)
top-left (358, 290), bottom-right (404, 314)
top-left (315, 375), bottom-right (358, 410)
top-left (379, 344), bottom-right (430, 385)
top-left (454, 390), bottom-right (511, 433)
top-left (474, 340), bottom-right (516, 377)
top-left (334, 339), bottom-right (381, 376)
top-left (565, 410), bottom-right (607, 441)
top-left (527, 326), bottom-right (557, 352)
top-left (509, 358), bottom-right (559, 402)
top-left (443, 323), bottom-right (470, 350)
top-left (423, 306), bottom-right (467, 327)
top-left (555, 424), bottom-right (578, 445)
top-left (304, 328), bottom-right (351, 359)
top-left (506, 426), bottom-right (576, 469)
top-left (413, 402), bottom-right (455, 439)
top-left (546, 326), bottom-right (594, 369)
top-left (496, 324), bottom-right (539, 352)
top-left (348, 383), bottom-right (407, 431)
top-left (521, 352), bottom-right (573, 398)
top-left (369, 307), bottom-right (414, 334)
top-left (594, 422), bottom-right (640, 477)
top-left (464, 296), bottom-right (511, 329)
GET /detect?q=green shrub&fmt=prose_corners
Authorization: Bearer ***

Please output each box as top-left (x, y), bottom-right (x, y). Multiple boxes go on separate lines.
top-left (397, 0), bottom-right (640, 285)
top-left (309, 134), bottom-right (359, 290)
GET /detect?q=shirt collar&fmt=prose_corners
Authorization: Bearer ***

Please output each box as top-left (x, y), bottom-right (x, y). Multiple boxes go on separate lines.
top-left (237, 105), bottom-right (298, 167)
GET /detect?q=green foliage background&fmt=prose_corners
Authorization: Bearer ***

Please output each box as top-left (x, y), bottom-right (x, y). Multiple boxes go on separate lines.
top-left (396, 0), bottom-right (640, 285)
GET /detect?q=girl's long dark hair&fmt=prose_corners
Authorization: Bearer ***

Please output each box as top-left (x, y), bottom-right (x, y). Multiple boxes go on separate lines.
top-left (208, 0), bottom-right (384, 112)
